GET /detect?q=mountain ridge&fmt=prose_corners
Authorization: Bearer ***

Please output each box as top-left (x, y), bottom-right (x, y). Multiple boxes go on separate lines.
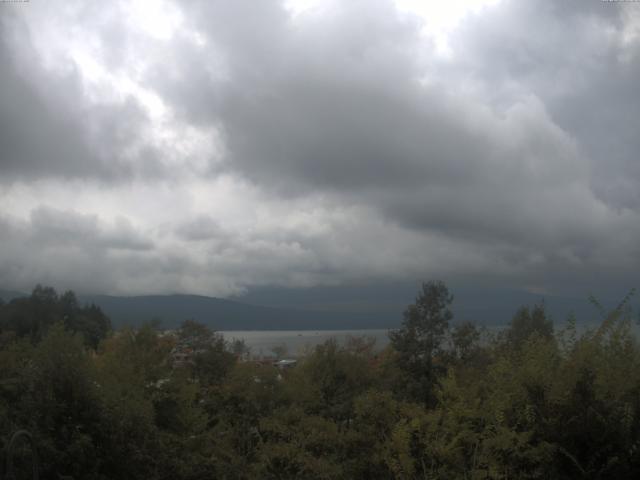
top-left (1, 287), bottom-right (631, 331)
top-left (79, 293), bottom-right (397, 330)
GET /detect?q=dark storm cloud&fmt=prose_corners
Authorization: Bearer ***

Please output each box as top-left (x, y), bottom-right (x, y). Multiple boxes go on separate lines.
top-left (147, 0), bottom-right (633, 253)
top-left (1, 0), bottom-right (639, 296)
top-left (153, 0), bottom-right (434, 192)
top-left (136, 0), bottom-right (640, 294)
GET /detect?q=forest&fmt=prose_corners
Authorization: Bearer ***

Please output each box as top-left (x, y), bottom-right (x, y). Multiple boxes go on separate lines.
top-left (1, 282), bottom-right (639, 479)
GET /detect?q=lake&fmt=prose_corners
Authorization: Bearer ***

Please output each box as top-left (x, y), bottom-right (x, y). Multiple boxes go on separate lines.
top-left (219, 329), bottom-right (391, 358)
top-left (220, 321), bottom-right (637, 359)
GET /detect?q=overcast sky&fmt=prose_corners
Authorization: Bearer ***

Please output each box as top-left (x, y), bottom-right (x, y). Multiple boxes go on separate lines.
top-left (0, 0), bottom-right (639, 300)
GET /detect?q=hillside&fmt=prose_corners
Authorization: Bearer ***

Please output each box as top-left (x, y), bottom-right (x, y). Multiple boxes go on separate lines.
top-left (0, 289), bottom-right (26, 302)
top-left (79, 294), bottom-right (398, 330)
top-left (2, 287), bottom-right (624, 331)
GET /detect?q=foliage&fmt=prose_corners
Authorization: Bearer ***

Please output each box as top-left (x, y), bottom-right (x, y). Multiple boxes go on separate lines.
top-left (1, 283), bottom-right (640, 479)
top-left (503, 303), bottom-right (554, 350)
top-left (0, 285), bottom-right (110, 348)
top-left (389, 280), bottom-right (454, 405)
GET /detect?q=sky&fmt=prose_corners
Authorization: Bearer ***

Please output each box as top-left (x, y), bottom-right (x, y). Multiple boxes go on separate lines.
top-left (0, 0), bottom-right (639, 306)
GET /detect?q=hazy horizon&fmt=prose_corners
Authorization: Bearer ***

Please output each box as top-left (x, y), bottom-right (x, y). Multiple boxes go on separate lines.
top-left (1, 0), bottom-right (639, 312)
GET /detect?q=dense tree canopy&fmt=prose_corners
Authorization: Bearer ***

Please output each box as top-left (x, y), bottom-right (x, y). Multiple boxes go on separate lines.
top-left (504, 303), bottom-right (554, 349)
top-left (0, 285), bottom-right (111, 348)
top-left (389, 280), bottom-right (454, 405)
top-left (1, 283), bottom-right (639, 479)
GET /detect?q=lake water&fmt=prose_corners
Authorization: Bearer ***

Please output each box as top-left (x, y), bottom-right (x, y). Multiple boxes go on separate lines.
top-left (220, 321), bottom-right (639, 358)
top-left (220, 329), bottom-right (391, 358)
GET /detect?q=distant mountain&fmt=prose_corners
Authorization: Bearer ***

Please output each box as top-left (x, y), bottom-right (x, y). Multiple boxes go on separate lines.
top-left (235, 284), bottom-right (630, 327)
top-left (451, 289), bottom-right (608, 326)
top-left (2, 284), bottom-right (632, 331)
top-left (80, 289), bottom-right (619, 332)
top-left (0, 289), bottom-right (26, 302)
top-left (79, 294), bottom-right (399, 331)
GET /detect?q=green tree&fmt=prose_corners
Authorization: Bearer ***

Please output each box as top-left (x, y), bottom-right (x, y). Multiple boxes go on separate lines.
top-left (0, 286), bottom-right (110, 348)
top-left (230, 338), bottom-right (251, 358)
top-left (193, 337), bottom-right (236, 386)
top-left (60, 290), bottom-right (111, 349)
top-left (292, 339), bottom-right (373, 423)
top-left (451, 321), bottom-right (482, 362)
top-left (178, 319), bottom-right (213, 348)
top-left (505, 303), bottom-right (553, 350)
top-left (254, 408), bottom-right (344, 479)
top-left (176, 320), bottom-right (235, 386)
top-left (22, 323), bottom-right (105, 479)
top-left (389, 280), bottom-right (453, 405)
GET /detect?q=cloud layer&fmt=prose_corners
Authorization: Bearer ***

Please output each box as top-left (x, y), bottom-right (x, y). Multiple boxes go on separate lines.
top-left (0, 0), bottom-right (639, 297)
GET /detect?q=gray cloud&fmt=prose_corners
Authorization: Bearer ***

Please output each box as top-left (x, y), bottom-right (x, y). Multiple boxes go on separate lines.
top-left (0, 13), bottom-right (94, 180)
top-left (147, 1), bottom-right (640, 257)
top-left (0, 207), bottom-right (152, 293)
top-left (0, 5), bottom-right (180, 183)
top-left (29, 207), bottom-right (154, 251)
top-left (0, 0), bottom-right (638, 298)
top-left (175, 215), bottom-right (230, 242)
top-left (451, 0), bottom-right (640, 210)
